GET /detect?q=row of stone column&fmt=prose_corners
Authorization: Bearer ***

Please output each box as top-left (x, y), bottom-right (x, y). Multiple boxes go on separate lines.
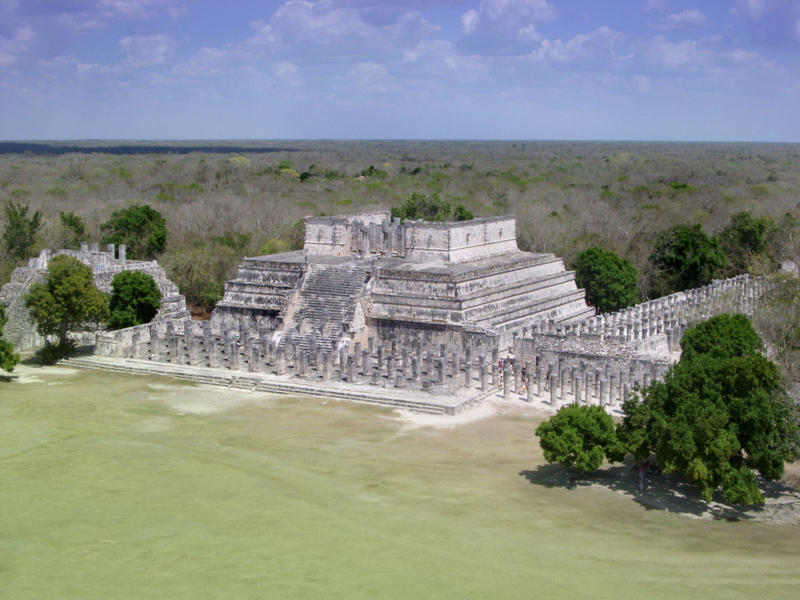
top-left (121, 321), bottom-right (508, 394)
top-left (579, 274), bottom-right (764, 339)
top-left (497, 355), bottom-right (669, 408)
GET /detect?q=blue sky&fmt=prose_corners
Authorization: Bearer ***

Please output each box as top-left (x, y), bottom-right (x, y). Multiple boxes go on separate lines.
top-left (1, 1), bottom-right (799, 141)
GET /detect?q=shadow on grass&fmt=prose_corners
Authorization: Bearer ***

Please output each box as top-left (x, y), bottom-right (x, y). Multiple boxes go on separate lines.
top-left (519, 462), bottom-right (799, 521)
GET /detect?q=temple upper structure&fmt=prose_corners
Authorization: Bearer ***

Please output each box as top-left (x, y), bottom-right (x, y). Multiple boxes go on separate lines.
top-left (211, 211), bottom-right (594, 352)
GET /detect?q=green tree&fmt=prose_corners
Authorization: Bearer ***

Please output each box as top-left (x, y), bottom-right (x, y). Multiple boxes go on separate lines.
top-left (536, 404), bottom-right (625, 472)
top-left (391, 193), bottom-right (473, 222)
top-left (618, 314), bottom-right (800, 505)
top-left (752, 276), bottom-right (800, 383)
top-left (24, 255), bottom-right (109, 351)
top-left (572, 247), bottom-right (638, 313)
top-left (56, 211), bottom-right (88, 249)
top-left (3, 201), bottom-right (42, 262)
top-left (100, 204), bottom-right (167, 260)
top-left (719, 212), bottom-right (776, 276)
top-left (109, 271), bottom-right (162, 329)
top-left (0, 305), bottom-right (20, 374)
top-left (648, 224), bottom-right (727, 297)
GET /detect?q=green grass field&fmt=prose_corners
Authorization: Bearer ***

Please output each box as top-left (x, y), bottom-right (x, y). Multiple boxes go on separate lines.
top-left (1, 364), bottom-right (798, 599)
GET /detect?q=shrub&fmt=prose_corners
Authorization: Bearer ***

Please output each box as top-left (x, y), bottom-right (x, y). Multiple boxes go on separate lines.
top-left (572, 247), bottom-right (638, 313)
top-left (648, 224), bottom-right (726, 297)
top-left (109, 270), bottom-right (162, 330)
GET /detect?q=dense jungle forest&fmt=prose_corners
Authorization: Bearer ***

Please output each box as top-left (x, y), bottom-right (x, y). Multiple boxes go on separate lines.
top-left (2, 140), bottom-right (799, 306)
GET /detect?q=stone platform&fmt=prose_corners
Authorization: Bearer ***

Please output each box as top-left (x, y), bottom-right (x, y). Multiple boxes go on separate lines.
top-left (63, 353), bottom-right (492, 415)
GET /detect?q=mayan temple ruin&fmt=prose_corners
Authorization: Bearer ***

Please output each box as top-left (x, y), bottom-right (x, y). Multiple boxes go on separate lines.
top-left (1, 212), bottom-right (770, 414)
top-left (0, 243), bottom-right (188, 350)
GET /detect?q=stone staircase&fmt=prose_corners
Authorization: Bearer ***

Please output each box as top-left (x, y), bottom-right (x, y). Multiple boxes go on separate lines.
top-left (0, 267), bottom-right (45, 349)
top-left (63, 354), bottom-right (474, 414)
top-left (279, 263), bottom-right (370, 353)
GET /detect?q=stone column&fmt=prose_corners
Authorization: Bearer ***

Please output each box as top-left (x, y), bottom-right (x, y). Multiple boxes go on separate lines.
top-left (250, 344), bottom-right (261, 373)
top-left (183, 319), bottom-right (195, 365)
top-left (502, 359), bottom-right (510, 398)
top-left (228, 340), bottom-right (239, 370)
top-left (322, 352), bottom-right (331, 380)
top-left (479, 355), bottom-right (487, 391)
top-left (464, 355), bottom-right (472, 387)
top-left (411, 356), bottom-right (419, 381)
top-left (549, 373), bottom-right (557, 405)
top-left (609, 374), bottom-right (617, 406)
top-left (526, 370), bottom-right (535, 403)
top-left (435, 358), bottom-right (444, 384)
top-left (348, 356), bottom-right (355, 382)
top-left (491, 348), bottom-right (499, 386)
top-left (276, 347), bottom-right (286, 375)
top-left (537, 363), bottom-right (545, 397)
top-left (514, 359), bottom-right (522, 395)
top-left (362, 350), bottom-right (370, 376)
top-left (131, 330), bottom-right (141, 359)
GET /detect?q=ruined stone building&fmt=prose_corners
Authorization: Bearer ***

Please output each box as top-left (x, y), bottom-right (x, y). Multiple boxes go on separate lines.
top-left (0, 243), bottom-right (187, 350)
top-left (2, 213), bottom-right (767, 413)
top-left (212, 211), bottom-right (594, 353)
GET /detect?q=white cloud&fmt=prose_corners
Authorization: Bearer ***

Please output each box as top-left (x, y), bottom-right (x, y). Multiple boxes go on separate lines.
top-left (480, 0), bottom-right (556, 22)
top-left (269, 0), bottom-right (372, 44)
top-left (0, 25), bottom-right (33, 67)
top-left (274, 61), bottom-right (299, 84)
top-left (349, 61), bottom-right (389, 91)
top-left (119, 33), bottom-right (177, 68)
top-left (518, 24), bottom-right (540, 41)
top-left (656, 9), bottom-right (710, 31)
top-left (99, 0), bottom-right (178, 20)
top-left (530, 27), bottom-right (621, 63)
top-left (403, 40), bottom-right (488, 79)
top-left (461, 9), bottom-right (479, 34)
top-left (171, 46), bottom-right (234, 78)
top-left (646, 35), bottom-right (699, 68)
top-left (732, 0), bottom-right (771, 20)
top-left (642, 0), bottom-right (667, 12)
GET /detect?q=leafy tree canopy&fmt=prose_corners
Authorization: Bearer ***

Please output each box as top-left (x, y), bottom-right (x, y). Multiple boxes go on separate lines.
top-left (680, 312), bottom-right (762, 362)
top-left (100, 204), bottom-right (167, 260)
top-left (109, 270), bottom-right (162, 330)
top-left (391, 193), bottom-right (474, 222)
top-left (618, 314), bottom-right (799, 505)
top-left (536, 404), bottom-right (625, 472)
top-left (648, 224), bottom-right (726, 297)
top-left (0, 305), bottom-right (20, 374)
top-left (56, 211), bottom-right (88, 250)
top-left (719, 212), bottom-right (777, 276)
top-left (572, 246), bottom-right (639, 313)
top-left (3, 201), bottom-right (42, 262)
top-left (24, 255), bottom-right (109, 348)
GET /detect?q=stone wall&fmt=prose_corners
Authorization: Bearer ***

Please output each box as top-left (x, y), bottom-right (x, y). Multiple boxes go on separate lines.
top-left (303, 212), bottom-right (518, 263)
